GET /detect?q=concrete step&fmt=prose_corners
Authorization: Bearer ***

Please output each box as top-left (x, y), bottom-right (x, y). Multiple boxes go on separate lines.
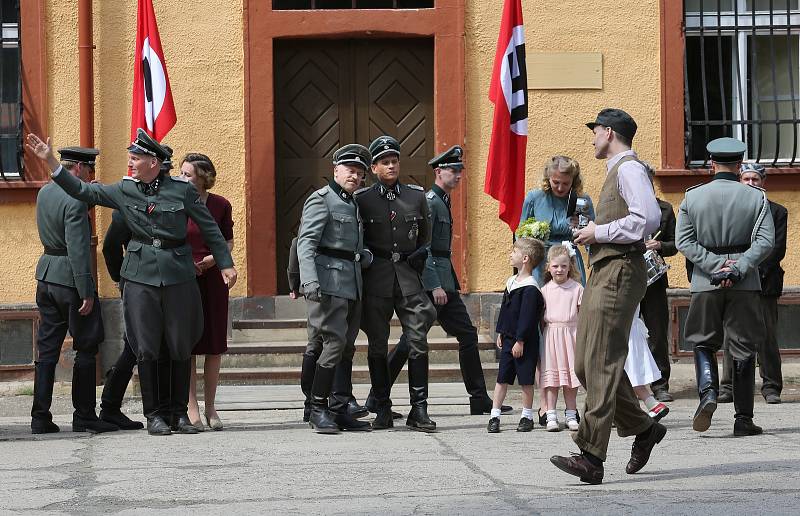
top-left (219, 336), bottom-right (496, 355)
top-left (232, 319), bottom-right (450, 343)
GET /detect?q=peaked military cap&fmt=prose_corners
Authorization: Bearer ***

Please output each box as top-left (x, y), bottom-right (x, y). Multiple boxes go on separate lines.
top-left (586, 108), bottom-right (638, 141)
top-left (369, 135), bottom-right (401, 162)
top-left (127, 128), bottom-right (170, 161)
top-left (740, 162), bottom-right (766, 178)
top-left (58, 146), bottom-right (99, 165)
top-left (707, 137), bottom-right (746, 164)
top-left (428, 145), bottom-right (464, 170)
top-left (332, 144), bottom-right (371, 170)
top-left (160, 144), bottom-right (174, 172)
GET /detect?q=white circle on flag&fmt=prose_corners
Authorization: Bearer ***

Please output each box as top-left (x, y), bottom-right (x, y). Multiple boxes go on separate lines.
top-left (142, 36), bottom-right (167, 132)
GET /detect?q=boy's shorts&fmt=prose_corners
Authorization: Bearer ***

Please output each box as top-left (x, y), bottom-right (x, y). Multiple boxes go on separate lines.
top-left (496, 334), bottom-right (537, 385)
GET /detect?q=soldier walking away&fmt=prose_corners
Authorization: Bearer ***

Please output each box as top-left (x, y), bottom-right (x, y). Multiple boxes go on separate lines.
top-left (297, 144), bottom-right (373, 433)
top-left (31, 146), bottom-right (117, 434)
top-left (26, 130), bottom-right (237, 437)
top-left (676, 138), bottom-right (774, 437)
top-left (356, 135), bottom-right (437, 432)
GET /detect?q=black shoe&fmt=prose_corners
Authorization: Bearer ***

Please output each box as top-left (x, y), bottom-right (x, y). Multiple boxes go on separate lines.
top-left (516, 417), bottom-right (534, 432)
top-left (373, 407), bottom-right (394, 430)
top-left (538, 409), bottom-right (547, 427)
top-left (147, 416), bottom-right (172, 436)
top-left (626, 422), bottom-right (667, 474)
top-left (31, 419), bottom-right (60, 434)
top-left (692, 395), bottom-right (717, 432)
top-left (733, 417), bottom-right (763, 436)
top-left (717, 391), bottom-right (733, 404)
top-left (406, 406), bottom-right (437, 433)
top-left (172, 415), bottom-right (200, 434)
top-left (653, 389), bottom-right (674, 403)
top-left (334, 412), bottom-right (372, 432)
top-left (346, 399), bottom-right (370, 419)
top-left (487, 417), bottom-right (500, 433)
top-left (100, 410), bottom-right (144, 430)
top-left (309, 407), bottom-right (340, 434)
top-left (550, 453), bottom-right (604, 485)
top-left (72, 417), bottom-right (119, 434)
top-left (764, 393), bottom-right (781, 404)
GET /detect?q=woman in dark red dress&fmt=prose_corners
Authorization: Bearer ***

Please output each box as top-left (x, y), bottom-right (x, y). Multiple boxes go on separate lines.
top-left (180, 153), bottom-right (234, 431)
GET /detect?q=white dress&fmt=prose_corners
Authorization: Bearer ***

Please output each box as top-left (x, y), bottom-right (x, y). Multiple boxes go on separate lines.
top-left (624, 305), bottom-right (662, 387)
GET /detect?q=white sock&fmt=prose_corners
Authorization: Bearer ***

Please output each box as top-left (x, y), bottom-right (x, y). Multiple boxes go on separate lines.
top-left (490, 408), bottom-right (502, 418)
top-left (565, 409), bottom-right (577, 420)
top-left (521, 407), bottom-right (534, 420)
top-left (546, 409), bottom-right (557, 422)
top-left (644, 396), bottom-right (659, 410)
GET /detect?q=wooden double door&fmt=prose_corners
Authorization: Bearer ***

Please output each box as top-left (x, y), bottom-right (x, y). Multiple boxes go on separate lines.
top-left (274, 38), bottom-right (435, 293)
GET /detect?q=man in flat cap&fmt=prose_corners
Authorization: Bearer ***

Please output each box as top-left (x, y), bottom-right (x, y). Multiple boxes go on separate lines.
top-left (297, 144), bottom-right (373, 433)
top-left (365, 145), bottom-right (510, 416)
top-left (716, 162), bottom-right (786, 406)
top-left (677, 137), bottom-right (774, 437)
top-left (30, 146), bottom-right (118, 434)
top-left (551, 108), bottom-right (663, 484)
top-left (355, 135), bottom-right (437, 432)
top-left (26, 129), bottom-right (237, 436)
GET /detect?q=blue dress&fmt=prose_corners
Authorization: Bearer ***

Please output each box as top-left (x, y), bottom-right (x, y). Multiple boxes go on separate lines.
top-left (519, 189), bottom-right (595, 285)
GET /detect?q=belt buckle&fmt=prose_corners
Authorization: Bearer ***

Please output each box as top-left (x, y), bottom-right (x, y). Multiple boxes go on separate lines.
top-left (153, 238), bottom-right (162, 249)
top-left (355, 253), bottom-right (361, 262)
top-left (391, 251), bottom-right (401, 262)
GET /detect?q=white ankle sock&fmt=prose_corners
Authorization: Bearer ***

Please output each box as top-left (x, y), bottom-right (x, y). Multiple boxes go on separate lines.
top-left (546, 409), bottom-right (557, 422)
top-left (565, 409), bottom-right (577, 420)
top-left (490, 408), bottom-right (502, 418)
top-left (521, 407), bottom-right (534, 420)
top-left (644, 396), bottom-right (659, 410)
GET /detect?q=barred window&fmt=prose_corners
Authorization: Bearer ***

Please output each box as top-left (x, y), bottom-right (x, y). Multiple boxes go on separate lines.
top-left (272, 0), bottom-right (433, 9)
top-left (1, 0), bottom-right (22, 180)
top-left (684, 0), bottom-right (800, 167)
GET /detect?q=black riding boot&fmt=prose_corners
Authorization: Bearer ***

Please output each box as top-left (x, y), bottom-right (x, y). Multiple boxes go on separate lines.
top-left (367, 355), bottom-right (394, 429)
top-left (330, 357), bottom-right (369, 419)
top-left (459, 339), bottom-right (494, 415)
top-left (309, 365), bottom-right (340, 434)
top-left (31, 362), bottom-right (60, 434)
top-left (733, 356), bottom-right (762, 436)
top-left (300, 352), bottom-right (317, 423)
top-left (365, 337), bottom-right (408, 417)
top-left (406, 354), bottom-right (436, 432)
top-left (157, 357), bottom-right (172, 425)
top-left (692, 346), bottom-right (719, 432)
top-left (170, 359), bottom-right (198, 434)
top-left (99, 338), bottom-right (143, 429)
top-left (138, 360), bottom-right (171, 435)
top-left (72, 357), bottom-right (118, 433)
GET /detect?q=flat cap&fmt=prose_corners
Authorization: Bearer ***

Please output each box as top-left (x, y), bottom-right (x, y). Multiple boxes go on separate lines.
top-left (127, 128), bottom-right (170, 161)
top-left (57, 147), bottom-right (99, 165)
top-left (707, 137), bottom-right (746, 164)
top-left (368, 135), bottom-right (401, 163)
top-left (428, 145), bottom-right (464, 170)
top-left (586, 108), bottom-right (638, 141)
top-left (740, 162), bottom-right (766, 178)
top-left (332, 144), bottom-right (371, 170)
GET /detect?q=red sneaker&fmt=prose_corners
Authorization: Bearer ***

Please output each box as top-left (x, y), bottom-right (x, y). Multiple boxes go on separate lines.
top-left (648, 402), bottom-right (669, 421)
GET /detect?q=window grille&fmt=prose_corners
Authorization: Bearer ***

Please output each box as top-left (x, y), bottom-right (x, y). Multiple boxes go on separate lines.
top-left (1, 0), bottom-right (22, 180)
top-left (273, 0), bottom-right (433, 9)
top-left (684, 0), bottom-right (800, 167)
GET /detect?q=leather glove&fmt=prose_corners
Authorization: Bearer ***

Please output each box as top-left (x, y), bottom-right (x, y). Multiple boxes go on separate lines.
top-left (304, 281), bottom-right (322, 302)
top-left (710, 269), bottom-right (741, 286)
top-left (407, 247), bottom-right (428, 275)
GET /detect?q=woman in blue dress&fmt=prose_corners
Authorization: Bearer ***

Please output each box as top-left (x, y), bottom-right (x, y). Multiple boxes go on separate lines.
top-left (519, 155), bottom-right (594, 286)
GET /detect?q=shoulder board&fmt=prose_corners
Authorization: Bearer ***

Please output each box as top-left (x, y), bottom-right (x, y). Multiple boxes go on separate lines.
top-left (685, 183), bottom-right (704, 193)
top-left (169, 175), bottom-right (189, 182)
top-left (122, 176), bottom-right (139, 182)
top-left (315, 187), bottom-right (329, 196)
top-left (426, 191), bottom-right (435, 199)
top-left (406, 184), bottom-right (424, 191)
top-left (353, 187), bottom-right (370, 197)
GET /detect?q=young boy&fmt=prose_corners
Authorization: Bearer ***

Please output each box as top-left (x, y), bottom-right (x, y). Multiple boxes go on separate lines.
top-left (488, 237), bottom-right (546, 433)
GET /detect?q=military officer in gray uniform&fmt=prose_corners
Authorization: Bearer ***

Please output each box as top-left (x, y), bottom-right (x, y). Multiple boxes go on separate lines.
top-left (26, 129), bottom-right (237, 436)
top-left (30, 146), bottom-right (118, 434)
top-left (355, 135), bottom-right (437, 432)
top-left (365, 146), bottom-right (510, 416)
top-left (676, 137), bottom-right (774, 437)
top-left (297, 144), bottom-right (373, 434)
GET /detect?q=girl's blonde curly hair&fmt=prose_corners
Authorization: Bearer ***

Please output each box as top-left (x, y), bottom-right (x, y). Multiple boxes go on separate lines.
top-left (542, 244), bottom-right (580, 283)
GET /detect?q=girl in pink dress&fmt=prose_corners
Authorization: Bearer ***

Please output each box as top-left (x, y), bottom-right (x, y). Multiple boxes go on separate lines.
top-left (540, 244), bottom-right (583, 432)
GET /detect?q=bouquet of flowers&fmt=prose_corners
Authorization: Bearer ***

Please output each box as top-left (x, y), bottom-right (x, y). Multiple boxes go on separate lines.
top-left (515, 217), bottom-right (550, 241)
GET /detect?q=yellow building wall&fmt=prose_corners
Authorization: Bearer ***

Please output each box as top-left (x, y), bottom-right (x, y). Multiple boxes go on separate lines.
top-left (0, 0), bottom-right (245, 303)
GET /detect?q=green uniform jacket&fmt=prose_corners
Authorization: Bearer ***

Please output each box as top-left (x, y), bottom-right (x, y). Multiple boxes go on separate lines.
top-left (676, 174), bottom-right (774, 293)
top-left (355, 181), bottom-right (431, 297)
top-left (51, 167), bottom-right (234, 287)
top-left (297, 184), bottom-right (364, 301)
top-left (422, 186), bottom-right (459, 292)
top-left (35, 182), bottom-right (95, 299)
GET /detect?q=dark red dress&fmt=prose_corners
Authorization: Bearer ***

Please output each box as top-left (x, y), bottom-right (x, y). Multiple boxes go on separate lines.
top-left (187, 192), bottom-right (234, 355)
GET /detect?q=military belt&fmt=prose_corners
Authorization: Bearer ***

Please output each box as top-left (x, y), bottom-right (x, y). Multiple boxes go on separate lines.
top-left (43, 247), bottom-right (68, 256)
top-left (707, 244), bottom-right (750, 254)
top-left (430, 249), bottom-right (451, 258)
top-left (317, 246), bottom-right (361, 262)
top-left (131, 237), bottom-right (186, 249)
top-left (372, 249), bottom-right (410, 263)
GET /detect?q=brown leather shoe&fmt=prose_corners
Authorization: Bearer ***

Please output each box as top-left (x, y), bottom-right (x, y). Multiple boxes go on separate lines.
top-left (626, 422), bottom-right (667, 474)
top-left (550, 453), bottom-right (604, 485)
